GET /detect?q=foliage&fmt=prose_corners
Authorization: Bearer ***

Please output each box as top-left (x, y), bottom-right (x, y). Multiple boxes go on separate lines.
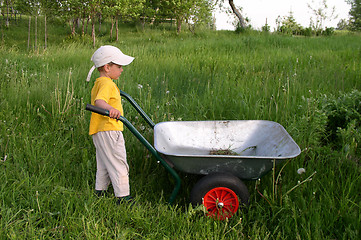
top-left (275, 12), bottom-right (303, 35)
top-left (337, 18), bottom-right (350, 30)
top-left (261, 22), bottom-right (270, 33)
top-left (273, 1), bottom-right (339, 36)
top-left (322, 26), bottom-right (335, 36)
top-left (307, 0), bottom-right (337, 32)
top-left (319, 90), bottom-right (361, 155)
top-left (157, 0), bottom-right (214, 33)
top-left (1, 0), bottom-right (214, 35)
top-left (348, 0), bottom-right (361, 31)
top-left (275, 10), bottom-right (336, 36)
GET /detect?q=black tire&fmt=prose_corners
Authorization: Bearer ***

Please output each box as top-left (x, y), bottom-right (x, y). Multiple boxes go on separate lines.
top-left (190, 172), bottom-right (250, 207)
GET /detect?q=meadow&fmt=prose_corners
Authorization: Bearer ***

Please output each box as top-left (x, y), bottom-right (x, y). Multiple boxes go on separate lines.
top-left (0, 18), bottom-right (361, 239)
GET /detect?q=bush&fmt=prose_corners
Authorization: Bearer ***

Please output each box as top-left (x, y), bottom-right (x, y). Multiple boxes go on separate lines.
top-left (319, 90), bottom-right (361, 155)
top-left (322, 27), bottom-right (335, 36)
top-left (301, 27), bottom-right (313, 37)
top-left (261, 23), bottom-right (270, 33)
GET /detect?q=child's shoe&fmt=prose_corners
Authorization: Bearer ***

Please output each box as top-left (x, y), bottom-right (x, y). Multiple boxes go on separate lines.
top-left (95, 190), bottom-right (107, 197)
top-left (116, 195), bottom-right (134, 205)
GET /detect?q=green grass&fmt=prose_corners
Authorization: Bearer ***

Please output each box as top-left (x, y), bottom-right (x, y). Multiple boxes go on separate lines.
top-left (1, 18), bottom-right (361, 239)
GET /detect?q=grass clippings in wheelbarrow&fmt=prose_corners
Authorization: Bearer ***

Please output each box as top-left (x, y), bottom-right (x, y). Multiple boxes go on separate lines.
top-left (209, 149), bottom-right (239, 155)
top-left (209, 146), bottom-right (257, 156)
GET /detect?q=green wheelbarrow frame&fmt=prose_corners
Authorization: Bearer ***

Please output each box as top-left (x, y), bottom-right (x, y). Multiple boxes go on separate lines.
top-left (86, 90), bottom-right (181, 205)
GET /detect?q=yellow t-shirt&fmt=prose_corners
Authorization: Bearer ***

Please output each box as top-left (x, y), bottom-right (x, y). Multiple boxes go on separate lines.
top-left (89, 77), bottom-right (124, 135)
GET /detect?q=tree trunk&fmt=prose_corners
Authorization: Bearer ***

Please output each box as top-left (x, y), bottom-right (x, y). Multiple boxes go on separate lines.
top-left (116, 18), bottom-right (119, 42)
top-left (110, 17), bottom-right (114, 40)
top-left (85, 16), bottom-right (90, 34)
top-left (69, 19), bottom-right (75, 35)
top-left (228, 0), bottom-right (247, 29)
top-left (92, 20), bottom-right (96, 48)
top-left (35, 16), bottom-right (37, 51)
top-left (27, 16), bottom-right (31, 50)
top-left (98, 14), bottom-right (101, 33)
top-left (6, 0), bottom-right (9, 27)
top-left (72, 19), bottom-right (77, 35)
top-left (141, 16), bottom-right (145, 30)
top-left (176, 17), bottom-right (182, 34)
top-left (44, 15), bottom-right (47, 49)
top-left (150, 7), bottom-right (159, 25)
top-left (81, 18), bottom-right (85, 35)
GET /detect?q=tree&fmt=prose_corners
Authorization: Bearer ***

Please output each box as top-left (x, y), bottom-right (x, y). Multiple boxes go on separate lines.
top-left (307, 0), bottom-right (337, 32)
top-left (105, 0), bottom-right (145, 41)
top-left (16, 0), bottom-right (41, 50)
top-left (215, 0), bottom-right (247, 29)
top-left (3, 0), bottom-right (14, 27)
top-left (57, 0), bottom-right (82, 36)
top-left (38, 0), bottom-right (59, 49)
top-left (275, 11), bottom-right (303, 35)
top-left (88, 0), bottom-right (102, 47)
top-left (337, 18), bottom-right (349, 30)
top-left (347, 0), bottom-right (361, 31)
top-left (158, 0), bottom-right (213, 33)
top-left (160, 0), bottom-right (196, 33)
top-left (187, 0), bottom-right (214, 32)
top-left (141, 0), bottom-right (161, 28)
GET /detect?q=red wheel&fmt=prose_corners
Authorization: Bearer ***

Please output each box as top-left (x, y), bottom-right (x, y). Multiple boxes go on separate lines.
top-left (190, 173), bottom-right (249, 221)
top-left (203, 187), bottom-right (239, 220)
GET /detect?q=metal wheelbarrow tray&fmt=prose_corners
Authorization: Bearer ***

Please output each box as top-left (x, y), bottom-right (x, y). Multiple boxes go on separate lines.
top-left (154, 120), bottom-right (301, 180)
top-left (86, 90), bottom-right (301, 220)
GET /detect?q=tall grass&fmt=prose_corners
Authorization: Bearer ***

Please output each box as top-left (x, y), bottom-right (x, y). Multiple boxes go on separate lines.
top-left (1, 20), bottom-right (361, 239)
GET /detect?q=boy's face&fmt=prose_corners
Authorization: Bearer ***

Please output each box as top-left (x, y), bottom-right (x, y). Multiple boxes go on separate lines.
top-left (101, 63), bottom-right (123, 80)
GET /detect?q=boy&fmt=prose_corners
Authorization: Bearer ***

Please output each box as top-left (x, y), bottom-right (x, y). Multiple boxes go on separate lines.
top-left (86, 45), bottom-right (134, 202)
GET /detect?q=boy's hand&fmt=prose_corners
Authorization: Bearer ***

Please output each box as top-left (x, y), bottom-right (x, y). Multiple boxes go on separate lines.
top-left (109, 108), bottom-right (121, 119)
top-left (94, 99), bottom-right (121, 119)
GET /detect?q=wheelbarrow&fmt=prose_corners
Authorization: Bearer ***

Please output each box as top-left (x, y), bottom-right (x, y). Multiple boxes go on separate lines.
top-left (86, 90), bottom-right (301, 220)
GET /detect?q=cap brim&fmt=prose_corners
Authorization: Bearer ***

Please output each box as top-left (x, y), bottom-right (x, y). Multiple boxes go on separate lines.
top-left (113, 55), bottom-right (134, 66)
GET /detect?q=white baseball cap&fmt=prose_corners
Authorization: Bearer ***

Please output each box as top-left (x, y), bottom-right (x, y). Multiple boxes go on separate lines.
top-left (86, 45), bottom-right (134, 82)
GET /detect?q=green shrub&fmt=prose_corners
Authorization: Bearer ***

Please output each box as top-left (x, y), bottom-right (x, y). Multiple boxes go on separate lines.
top-left (322, 27), bottom-right (335, 36)
top-left (319, 90), bottom-right (361, 153)
top-left (300, 27), bottom-right (312, 37)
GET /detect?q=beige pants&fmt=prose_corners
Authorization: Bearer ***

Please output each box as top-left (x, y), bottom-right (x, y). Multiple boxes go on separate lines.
top-left (92, 131), bottom-right (130, 197)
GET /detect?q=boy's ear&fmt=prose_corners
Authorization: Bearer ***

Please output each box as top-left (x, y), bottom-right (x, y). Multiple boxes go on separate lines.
top-left (103, 64), bottom-right (111, 72)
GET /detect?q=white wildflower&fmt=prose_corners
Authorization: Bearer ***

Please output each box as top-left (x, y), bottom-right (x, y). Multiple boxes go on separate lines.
top-left (297, 168), bottom-right (306, 175)
top-left (138, 84), bottom-right (143, 89)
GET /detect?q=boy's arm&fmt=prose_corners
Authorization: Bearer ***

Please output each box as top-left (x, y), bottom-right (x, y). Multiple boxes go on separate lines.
top-left (94, 99), bottom-right (121, 119)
